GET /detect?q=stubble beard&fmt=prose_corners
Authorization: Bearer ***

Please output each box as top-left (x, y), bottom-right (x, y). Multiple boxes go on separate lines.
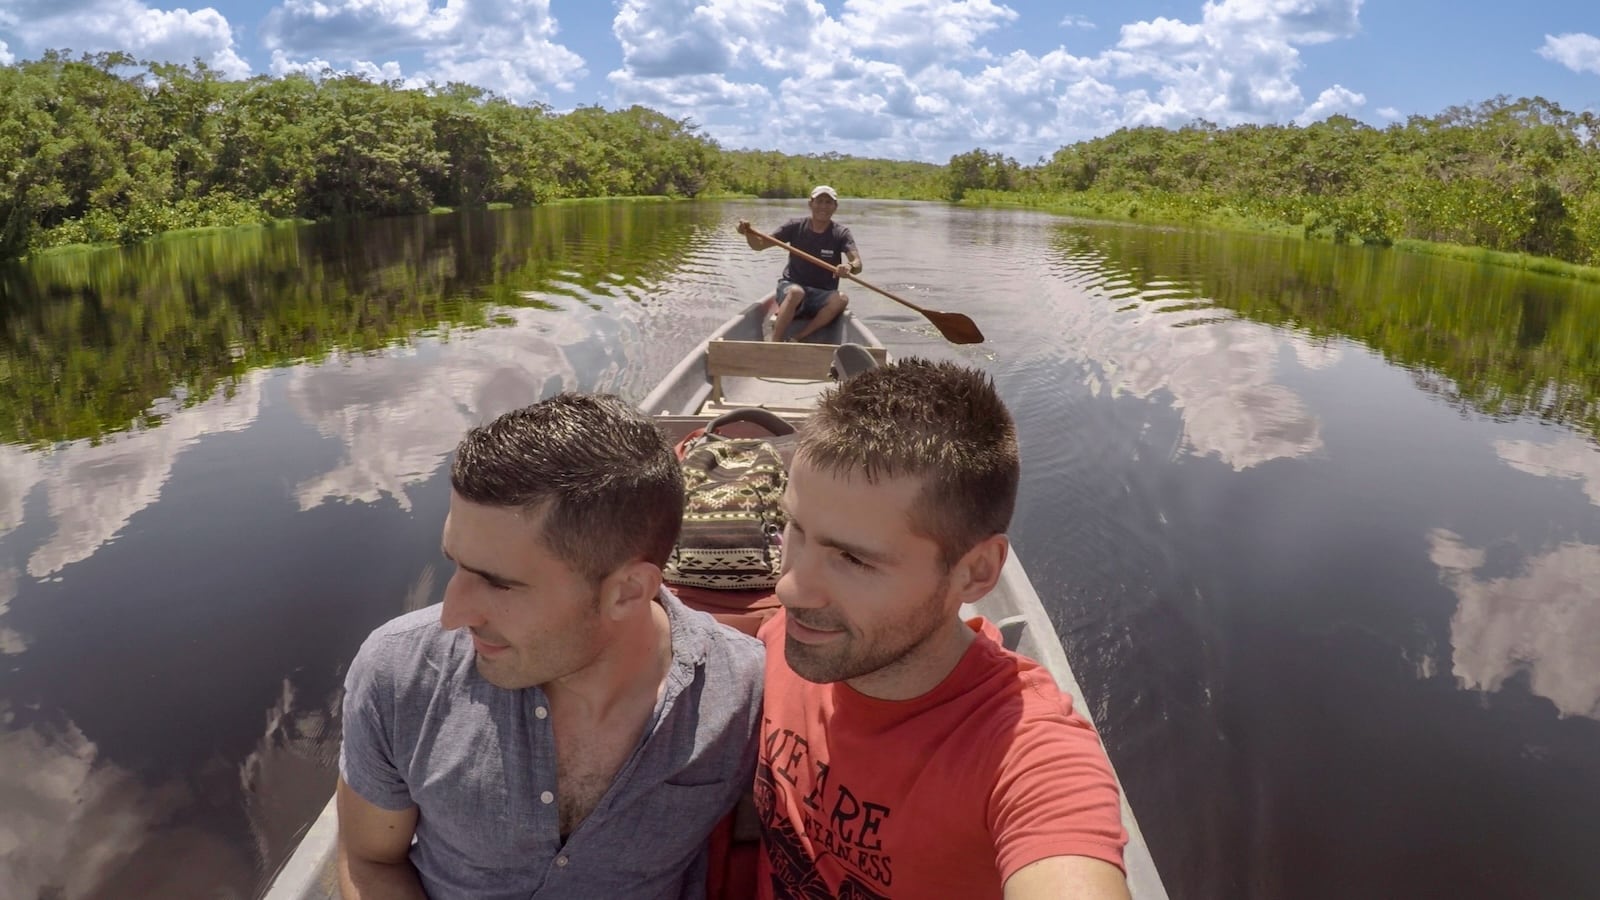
top-left (475, 589), bottom-right (605, 690)
top-left (784, 578), bottom-right (950, 684)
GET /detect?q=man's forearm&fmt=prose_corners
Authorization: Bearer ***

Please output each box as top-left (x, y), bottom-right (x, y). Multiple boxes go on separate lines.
top-left (339, 846), bottom-right (427, 900)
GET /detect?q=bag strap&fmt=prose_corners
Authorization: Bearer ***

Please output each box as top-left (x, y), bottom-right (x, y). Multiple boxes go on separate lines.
top-left (705, 407), bottom-right (796, 438)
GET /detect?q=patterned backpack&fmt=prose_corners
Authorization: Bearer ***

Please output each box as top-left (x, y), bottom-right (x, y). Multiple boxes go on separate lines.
top-left (664, 409), bottom-right (795, 591)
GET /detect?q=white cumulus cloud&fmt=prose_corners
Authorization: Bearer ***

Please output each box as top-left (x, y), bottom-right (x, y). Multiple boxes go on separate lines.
top-left (2, 0), bottom-right (249, 77)
top-left (1538, 32), bottom-right (1600, 75)
top-left (840, 0), bottom-right (1019, 70)
top-left (1295, 84), bottom-right (1366, 124)
top-left (1203, 0), bottom-right (1363, 45)
top-left (262, 0), bottom-right (585, 101)
top-left (267, 48), bottom-right (424, 89)
top-left (609, 0), bottom-right (1371, 161)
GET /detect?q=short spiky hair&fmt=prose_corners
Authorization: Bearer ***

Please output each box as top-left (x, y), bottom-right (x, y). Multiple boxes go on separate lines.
top-left (797, 358), bottom-right (1019, 569)
top-left (450, 393), bottom-right (684, 582)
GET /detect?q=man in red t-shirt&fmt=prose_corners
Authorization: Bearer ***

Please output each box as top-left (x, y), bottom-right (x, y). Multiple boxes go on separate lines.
top-left (754, 358), bottom-right (1130, 900)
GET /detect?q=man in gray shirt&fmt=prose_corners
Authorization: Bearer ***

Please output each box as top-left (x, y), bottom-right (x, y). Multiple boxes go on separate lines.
top-left (336, 393), bottom-right (764, 899)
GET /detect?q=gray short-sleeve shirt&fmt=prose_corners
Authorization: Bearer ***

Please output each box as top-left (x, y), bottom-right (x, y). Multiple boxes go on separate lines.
top-left (339, 588), bottom-right (763, 899)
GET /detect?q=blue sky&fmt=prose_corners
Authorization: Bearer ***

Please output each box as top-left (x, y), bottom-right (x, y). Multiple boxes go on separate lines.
top-left (1, 0), bottom-right (1597, 162)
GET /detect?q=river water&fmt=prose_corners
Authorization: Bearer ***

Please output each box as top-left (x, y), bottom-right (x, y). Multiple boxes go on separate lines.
top-left (1, 201), bottom-right (1597, 899)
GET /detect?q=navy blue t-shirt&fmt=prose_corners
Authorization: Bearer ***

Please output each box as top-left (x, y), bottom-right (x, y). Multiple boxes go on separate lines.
top-left (773, 218), bottom-right (858, 290)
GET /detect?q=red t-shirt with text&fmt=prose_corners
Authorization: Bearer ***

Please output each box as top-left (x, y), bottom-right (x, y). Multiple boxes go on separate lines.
top-left (754, 611), bottom-right (1127, 899)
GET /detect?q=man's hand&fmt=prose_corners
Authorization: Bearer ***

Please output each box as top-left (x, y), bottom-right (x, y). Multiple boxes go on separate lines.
top-left (835, 261), bottom-right (852, 277)
top-left (738, 220), bottom-right (770, 252)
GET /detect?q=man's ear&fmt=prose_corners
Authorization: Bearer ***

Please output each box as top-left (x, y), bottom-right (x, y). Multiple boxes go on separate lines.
top-left (950, 534), bottom-right (1009, 605)
top-left (599, 560), bottom-right (663, 620)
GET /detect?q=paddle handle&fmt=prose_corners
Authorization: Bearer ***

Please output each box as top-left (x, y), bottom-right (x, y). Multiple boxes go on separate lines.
top-left (742, 225), bottom-right (923, 314)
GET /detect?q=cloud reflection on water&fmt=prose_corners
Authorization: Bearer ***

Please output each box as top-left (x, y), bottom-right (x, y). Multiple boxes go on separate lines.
top-left (288, 306), bottom-right (585, 511)
top-left (0, 374), bottom-right (266, 581)
top-left (1430, 529), bottom-right (1600, 721)
top-left (0, 676), bottom-right (340, 899)
top-left (0, 569), bottom-right (21, 655)
top-left (1083, 302), bottom-right (1329, 470)
top-left (1495, 437), bottom-right (1600, 507)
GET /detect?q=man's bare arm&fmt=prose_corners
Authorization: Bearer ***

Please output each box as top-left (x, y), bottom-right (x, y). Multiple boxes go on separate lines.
top-left (336, 776), bottom-right (426, 899)
top-left (1003, 855), bottom-right (1131, 900)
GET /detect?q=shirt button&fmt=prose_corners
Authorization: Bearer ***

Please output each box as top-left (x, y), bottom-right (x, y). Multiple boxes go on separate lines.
top-left (540, 791), bottom-right (554, 804)
top-left (535, 706), bottom-right (548, 719)
top-left (556, 855), bottom-right (569, 868)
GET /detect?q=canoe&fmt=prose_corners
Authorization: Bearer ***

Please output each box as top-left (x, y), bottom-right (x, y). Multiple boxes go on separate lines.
top-left (263, 301), bottom-right (1169, 899)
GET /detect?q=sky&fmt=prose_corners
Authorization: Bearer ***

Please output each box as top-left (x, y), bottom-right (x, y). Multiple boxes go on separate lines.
top-left (0, 0), bottom-right (1597, 162)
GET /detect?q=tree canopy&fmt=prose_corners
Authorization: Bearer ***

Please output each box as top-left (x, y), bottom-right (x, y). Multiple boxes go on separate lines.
top-left (948, 99), bottom-right (1600, 267)
top-left (3, 51), bottom-right (1599, 270)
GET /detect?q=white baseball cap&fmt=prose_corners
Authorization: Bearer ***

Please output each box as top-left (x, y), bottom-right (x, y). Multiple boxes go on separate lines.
top-left (810, 185), bottom-right (839, 200)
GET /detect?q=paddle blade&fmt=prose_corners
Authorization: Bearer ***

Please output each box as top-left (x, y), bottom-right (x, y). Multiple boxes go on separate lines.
top-left (929, 311), bottom-right (985, 344)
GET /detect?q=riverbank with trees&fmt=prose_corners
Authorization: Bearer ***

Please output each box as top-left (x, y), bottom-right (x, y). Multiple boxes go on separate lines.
top-left (4, 51), bottom-right (1598, 280)
top-left (944, 98), bottom-right (1600, 279)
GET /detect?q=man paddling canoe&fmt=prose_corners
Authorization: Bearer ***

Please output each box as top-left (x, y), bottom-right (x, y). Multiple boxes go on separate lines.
top-left (738, 185), bottom-right (862, 342)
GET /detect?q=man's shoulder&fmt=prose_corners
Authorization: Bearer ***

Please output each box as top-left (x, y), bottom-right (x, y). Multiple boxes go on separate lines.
top-left (959, 633), bottom-right (1092, 730)
top-left (350, 605), bottom-right (461, 683)
top-left (665, 590), bottom-right (764, 682)
top-left (364, 604), bottom-right (449, 647)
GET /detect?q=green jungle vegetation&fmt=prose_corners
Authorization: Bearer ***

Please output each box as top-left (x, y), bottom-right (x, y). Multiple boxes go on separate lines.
top-left (946, 98), bottom-right (1600, 274)
top-left (4, 51), bottom-right (1598, 448)
top-left (9, 50), bottom-right (1595, 275)
top-left (1, 51), bottom-right (725, 258)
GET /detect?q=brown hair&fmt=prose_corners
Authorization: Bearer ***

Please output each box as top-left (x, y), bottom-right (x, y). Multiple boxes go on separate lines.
top-left (798, 358), bottom-right (1019, 569)
top-left (450, 393), bottom-right (684, 582)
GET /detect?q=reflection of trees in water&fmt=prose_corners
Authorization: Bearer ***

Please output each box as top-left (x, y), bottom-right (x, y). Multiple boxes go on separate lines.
top-left (1053, 226), bottom-right (1600, 439)
top-left (1429, 530), bottom-right (1600, 721)
top-left (0, 203), bottom-right (707, 447)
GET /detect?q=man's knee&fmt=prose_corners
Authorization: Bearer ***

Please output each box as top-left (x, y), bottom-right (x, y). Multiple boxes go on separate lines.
top-left (836, 292), bottom-right (849, 310)
top-left (780, 285), bottom-right (805, 308)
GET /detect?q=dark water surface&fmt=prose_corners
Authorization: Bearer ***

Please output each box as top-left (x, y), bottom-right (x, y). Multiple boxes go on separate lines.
top-left (1, 202), bottom-right (1597, 899)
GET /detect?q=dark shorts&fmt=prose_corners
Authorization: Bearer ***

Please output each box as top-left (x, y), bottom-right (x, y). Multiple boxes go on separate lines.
top-left (775, 280), bottom-right (836, 319)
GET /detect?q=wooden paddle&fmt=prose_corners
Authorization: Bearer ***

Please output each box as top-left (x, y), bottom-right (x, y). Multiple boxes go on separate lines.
top-left (741, 225), bottom-right (985, 345)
